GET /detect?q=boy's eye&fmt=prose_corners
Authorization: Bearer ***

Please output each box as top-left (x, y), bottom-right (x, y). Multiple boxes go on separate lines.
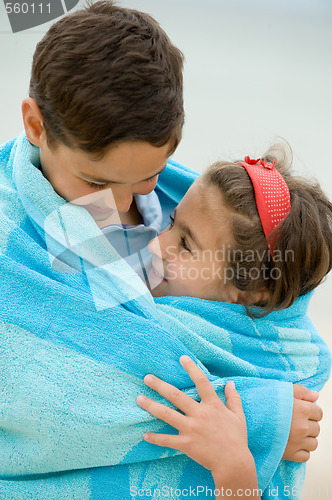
top-left (145, 175), bottom-right (157, 182)
top-left (169, 214), bottom-right (175, 227)
top-left (85, 180), bottom-right (107, 190)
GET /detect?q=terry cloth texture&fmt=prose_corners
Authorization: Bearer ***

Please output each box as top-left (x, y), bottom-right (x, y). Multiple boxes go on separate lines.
top-left (0, 133), bottom-right (331, 500)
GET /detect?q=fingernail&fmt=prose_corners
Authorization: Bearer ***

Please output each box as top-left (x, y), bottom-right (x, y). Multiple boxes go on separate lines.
top-left (227, 381), bottom-right (235, 390)
top-left (180, 355), bottom-right (191, 365)
top-left (143, 433), bottom-right (150, 440)
top-left (137, 395), bottom-right (146, 406)
top-left (144, 374), bottom-right (155, 385)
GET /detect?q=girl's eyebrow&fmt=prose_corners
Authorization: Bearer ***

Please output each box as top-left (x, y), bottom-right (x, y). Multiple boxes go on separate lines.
top-left (80, 165), bottom-right (167, 185)
top-left (173, 208), bottom-right (203, 250)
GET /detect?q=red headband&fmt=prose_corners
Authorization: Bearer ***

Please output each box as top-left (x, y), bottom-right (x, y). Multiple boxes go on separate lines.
top-left (237, 156), bottom-right (291, 256)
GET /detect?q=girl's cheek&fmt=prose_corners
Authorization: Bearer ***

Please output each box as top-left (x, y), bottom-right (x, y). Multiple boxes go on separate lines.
top-left (165, 252), bottom-right (182, 282)
top-left (166, 244), bottom-right (179, 265)
top-left (148, 236), bottom-right (162, 257)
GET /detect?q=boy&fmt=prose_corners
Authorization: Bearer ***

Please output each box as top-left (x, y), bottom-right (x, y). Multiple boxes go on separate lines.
top-left (23, 0), bottom-right (184, 223)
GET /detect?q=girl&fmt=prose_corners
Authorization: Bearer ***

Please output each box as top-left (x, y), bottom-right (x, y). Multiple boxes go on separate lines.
top-left (137, 145), bottom-right (331, 495)
top-left (147, 146), bottom-right (331, 309)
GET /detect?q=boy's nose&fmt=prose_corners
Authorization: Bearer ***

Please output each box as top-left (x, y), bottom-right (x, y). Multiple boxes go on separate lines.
top-left (115, 195), bottom-right (133, 213)
top-left (112, 188), bottom-right (134, 213)
top-left (101, 186), bottom-right (134, 214)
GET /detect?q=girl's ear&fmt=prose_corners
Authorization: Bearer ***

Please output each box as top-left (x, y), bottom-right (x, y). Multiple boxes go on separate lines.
top-left (234, 289), bottom-right (269, 307)
top-left (21, 98), bottom-right (45, 147)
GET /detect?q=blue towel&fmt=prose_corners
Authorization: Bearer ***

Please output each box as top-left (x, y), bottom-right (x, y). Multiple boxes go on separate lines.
top-left (0, 133), bottom-right (330, 500)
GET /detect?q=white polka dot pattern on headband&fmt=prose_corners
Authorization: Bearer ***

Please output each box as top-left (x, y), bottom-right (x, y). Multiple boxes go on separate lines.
top-left (254, 165), bottom-right (290, 226)
top-left (236, 156), bottom-right (291, 254)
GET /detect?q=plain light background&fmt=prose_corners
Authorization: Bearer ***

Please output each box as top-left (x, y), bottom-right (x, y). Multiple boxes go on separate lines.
top-left (0, 0), bottom-right (331, 497)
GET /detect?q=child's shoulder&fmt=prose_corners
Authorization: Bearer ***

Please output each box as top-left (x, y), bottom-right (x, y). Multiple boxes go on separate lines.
top-left (155, 292), bottom-right (315, 336)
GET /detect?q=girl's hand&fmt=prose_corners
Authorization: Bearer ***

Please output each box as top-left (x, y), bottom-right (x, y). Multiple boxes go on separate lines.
top-left (283, 384), bottom-right (323, 462)
top-left (137, 355), bottom-right (259, 493)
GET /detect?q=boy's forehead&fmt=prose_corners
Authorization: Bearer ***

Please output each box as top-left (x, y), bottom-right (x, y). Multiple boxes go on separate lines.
top-left (66, 141), bottom-right (170, 184)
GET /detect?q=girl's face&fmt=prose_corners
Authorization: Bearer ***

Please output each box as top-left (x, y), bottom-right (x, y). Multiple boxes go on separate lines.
top-left (148, 180), bottom-right (239, 302)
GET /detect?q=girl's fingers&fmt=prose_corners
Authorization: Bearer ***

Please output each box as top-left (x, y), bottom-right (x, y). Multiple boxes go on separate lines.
top-left (291, 437), bottom-right (319, 463)
top-left (309, 403), bottom-right (323, 422)
top-left (143, 431), bottom-right (184, 450)
top-left (224, 381), bottom-right (245, 418)
top-left (291, 450), bottom-right (311, 463)
top-left (143, 373), bottom-right (198, 414)
top-left (304, 436), bottom-right (319, 452)
top-left (308, 420), bottom-right (320, 438)
top-left (293, 384), bottom-right (319, 403)
top-left (137, 395), bottom-right (187, 430)
top-left (179, 355), bottom-right (220, 403)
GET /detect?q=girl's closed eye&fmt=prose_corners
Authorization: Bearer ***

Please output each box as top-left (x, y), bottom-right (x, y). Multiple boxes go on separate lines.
top-left (168, 214), bottom-right (191, 252)
top-left (180, 236), bottom-right (191, 253)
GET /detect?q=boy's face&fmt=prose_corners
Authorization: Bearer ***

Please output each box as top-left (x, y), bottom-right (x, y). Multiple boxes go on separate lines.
top-left (148, 180), bottom-right (239, 302)
top-left (39, 139), bottom-right (170, 222)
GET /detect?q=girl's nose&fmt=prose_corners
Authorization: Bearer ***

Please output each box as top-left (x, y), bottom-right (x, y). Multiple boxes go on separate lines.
top-left (148, 235), bottom-right (162, 258)
top-left (148, 226), bottom-right (171, 259)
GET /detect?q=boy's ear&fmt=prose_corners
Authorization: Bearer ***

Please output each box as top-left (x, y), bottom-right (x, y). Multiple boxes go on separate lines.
top-left (22, 98), bottom-right (45, 147)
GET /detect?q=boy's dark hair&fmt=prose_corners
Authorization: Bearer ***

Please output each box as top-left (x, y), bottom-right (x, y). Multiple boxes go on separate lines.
top-left (202, 144), bottom-right (332, 316)
top-left (29, 0), bottom-right (184, 157)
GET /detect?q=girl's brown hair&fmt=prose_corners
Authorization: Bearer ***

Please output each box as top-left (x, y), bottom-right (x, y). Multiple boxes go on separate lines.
top-left (29, 1), bottom-right (184, 157)
top-left (202, 144), bottom-right (332, 316)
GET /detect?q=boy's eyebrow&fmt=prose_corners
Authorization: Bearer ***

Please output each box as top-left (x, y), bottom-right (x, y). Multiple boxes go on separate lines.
top-left (173, 208), bottom-right (203, 250)
top-left (80, 165), bottom-right (167, 184)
